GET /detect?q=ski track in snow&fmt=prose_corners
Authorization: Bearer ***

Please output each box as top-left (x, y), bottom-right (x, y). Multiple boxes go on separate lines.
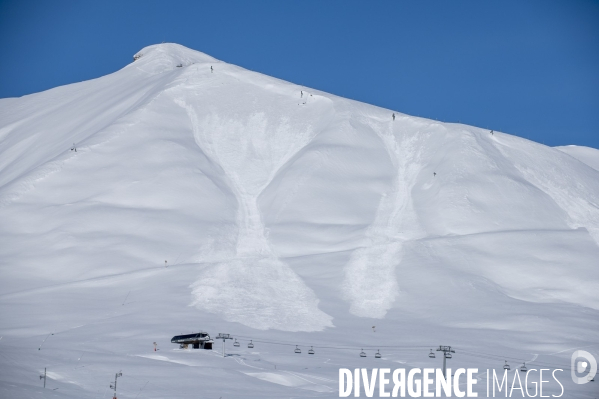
top-left (341, 114), bottom-right (426, 318)
top-left (171, 79), bottom-right (333, 332)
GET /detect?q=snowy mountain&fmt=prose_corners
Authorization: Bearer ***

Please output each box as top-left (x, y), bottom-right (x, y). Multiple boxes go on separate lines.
top-left (0, 43), bottom-right (598, 398)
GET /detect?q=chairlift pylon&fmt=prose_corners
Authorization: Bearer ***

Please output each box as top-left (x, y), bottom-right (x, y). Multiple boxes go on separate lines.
top-left (375, 350), bottom-right (381, 359)
top-left (294, 345), bottom-right (301, 354)
top-left (429, 349), bottom-right (436, 358)
top-left (503, 361), bottom-right (510, 371)
top-left (308, 346), bottom-right (315, 355)
top-left (248, 340), bottom-right (254, 349)
top-left (360, 349), bottom-right (366, 358)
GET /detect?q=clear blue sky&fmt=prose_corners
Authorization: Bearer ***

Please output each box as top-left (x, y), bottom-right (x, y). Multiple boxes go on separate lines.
top-left (1, 0), bottom-right (598, 148)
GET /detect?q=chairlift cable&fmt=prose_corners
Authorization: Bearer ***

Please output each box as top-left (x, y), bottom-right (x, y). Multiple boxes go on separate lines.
top-left (219, 334), bottom-right (580, 371)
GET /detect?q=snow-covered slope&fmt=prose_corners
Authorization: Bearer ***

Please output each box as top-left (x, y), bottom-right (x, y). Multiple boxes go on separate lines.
top-left (556, 145), bottom-right (599, 171)
top-left (1, 43), bottom-right (598, 398)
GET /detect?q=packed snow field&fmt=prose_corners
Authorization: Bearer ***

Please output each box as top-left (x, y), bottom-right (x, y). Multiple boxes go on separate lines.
top-left (0, 43), bottom-right (598, 398)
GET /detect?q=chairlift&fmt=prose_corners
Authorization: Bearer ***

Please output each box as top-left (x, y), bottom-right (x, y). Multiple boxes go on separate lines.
top-left (248, 340), bottom-right (254, 349)
top-left (308, 346), bottom-right (315, 355)
top-left (233, 339), bottom-right (240, 347)
top-left (375, 350), bottom-right (382, 359)
top-left (520, 363), bottom-right (527, 373)
top-left (294, 345), bottom-right (301, 354)
top-left (429, 349), bottom-right (436, 359)
top-left (445, 352), bottom-right (452, 359)
top-left (503, 361), bottom-right (510, 371)
top-left (360, 349), bottom-right (366, 358)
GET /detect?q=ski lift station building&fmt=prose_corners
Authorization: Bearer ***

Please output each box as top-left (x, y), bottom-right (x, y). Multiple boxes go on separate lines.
top-left (171, 331), bottom-right (213, 349)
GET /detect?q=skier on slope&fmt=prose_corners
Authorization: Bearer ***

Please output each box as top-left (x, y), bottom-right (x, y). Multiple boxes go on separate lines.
top-left (490, 130), bottom-right (494, 135)
top-left (211, 66), bottom-right (213, 73)
top-left (392, 113), bottom-right (395, 121)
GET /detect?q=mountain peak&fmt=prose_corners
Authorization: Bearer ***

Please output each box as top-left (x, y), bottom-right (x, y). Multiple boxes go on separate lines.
top-left (130, 43), bottom-right (219, 72)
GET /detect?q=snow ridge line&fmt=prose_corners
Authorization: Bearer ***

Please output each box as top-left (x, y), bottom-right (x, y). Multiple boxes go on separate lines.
top-left (0, 71), bottom-right (183, 207)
